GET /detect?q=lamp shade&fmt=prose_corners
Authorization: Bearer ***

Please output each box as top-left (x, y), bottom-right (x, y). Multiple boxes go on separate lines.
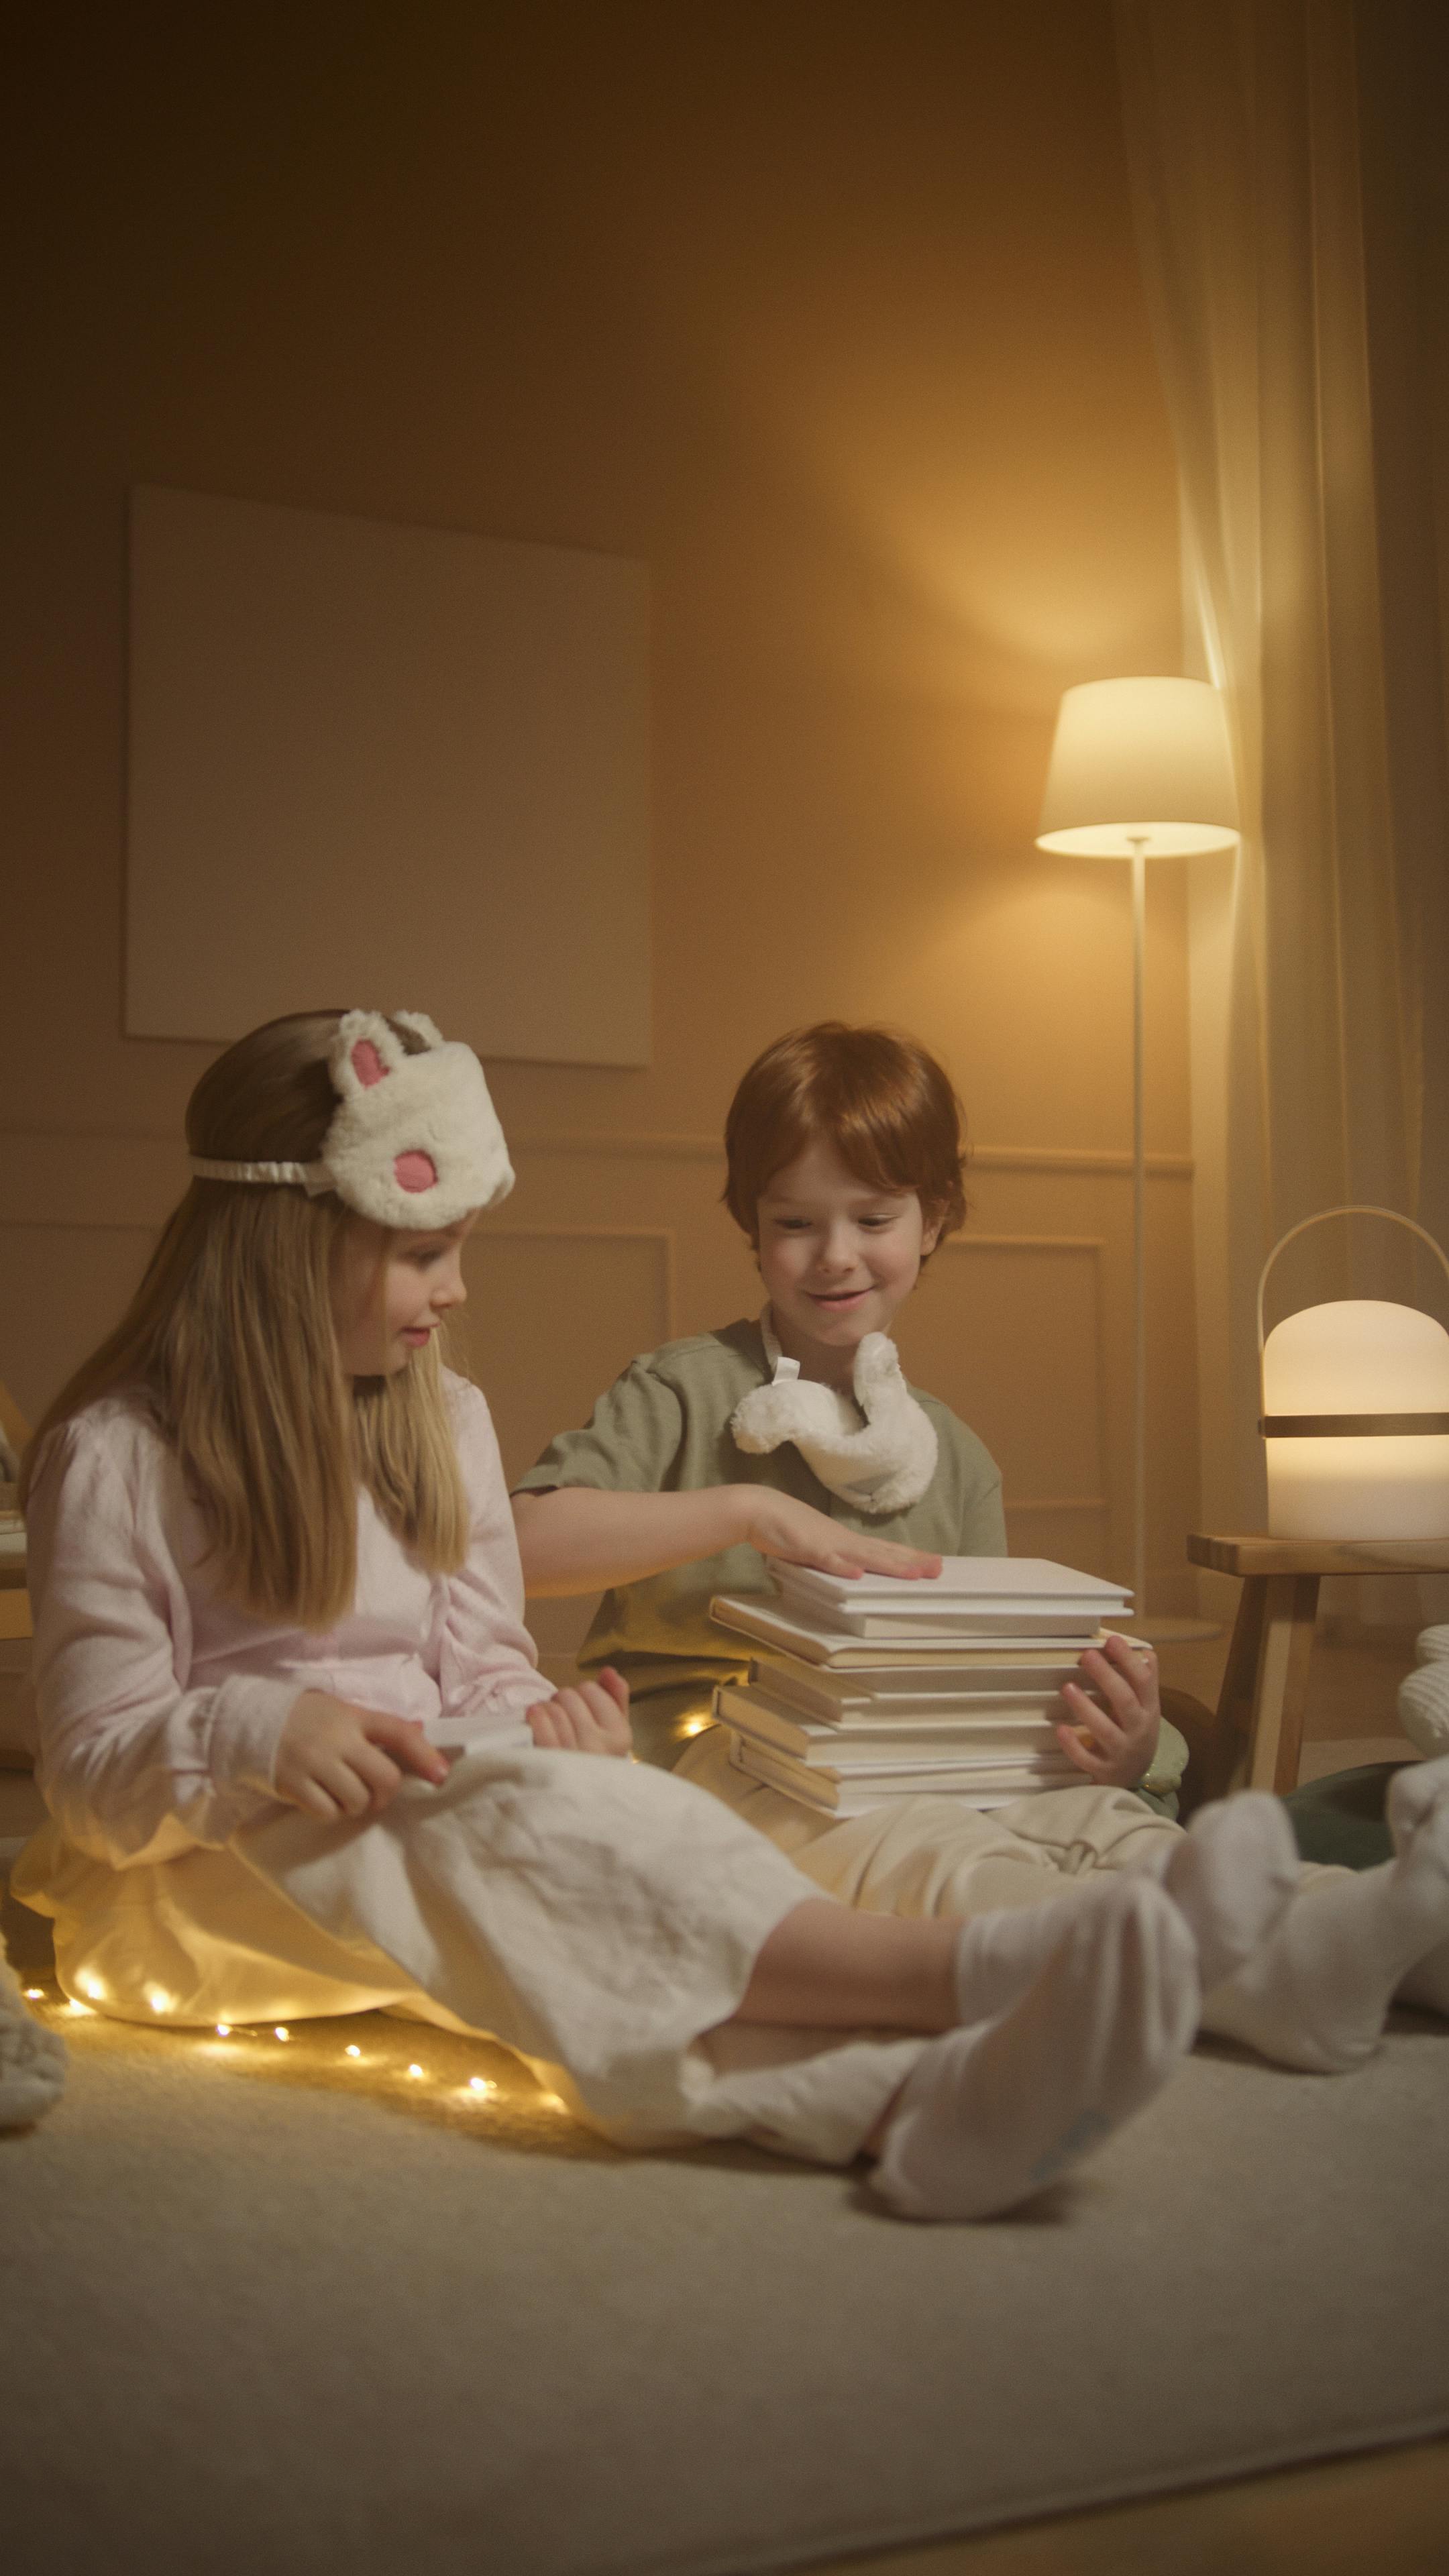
top-left (1262, 1300), bottom-right (1449, 1540)
top-left (1036, 677), bottom-right (1239, 859)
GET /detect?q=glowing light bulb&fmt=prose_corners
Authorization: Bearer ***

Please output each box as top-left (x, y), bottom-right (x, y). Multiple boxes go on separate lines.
top-left (145, 1987), bottom-right (175, 2015)
top-left (407, 2062), bottom-right (424, 2080)
top-left (79, 1973), bottom-right (106, 2000)
top-left (344, 2043), bottom-right (361, 2059)
top-left (274, 2026), bottom-right (290, 2042)
top-left (468, 2076), bottom-right (492, 2096)
top-left (215, 2025), bottom-right (231, 2037)
top-left (24, 1988), bottom-right (44, 2000)
top-left (680, 1715), bottom-right (711, 1739)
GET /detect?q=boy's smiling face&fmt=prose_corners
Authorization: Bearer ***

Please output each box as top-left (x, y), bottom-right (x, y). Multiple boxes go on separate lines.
top-left (753, 1140), bottom-right (939, 1386)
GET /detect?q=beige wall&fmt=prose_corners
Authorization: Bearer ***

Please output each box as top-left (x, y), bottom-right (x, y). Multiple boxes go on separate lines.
top-left (1, 1), bottom-right (1199, 1626)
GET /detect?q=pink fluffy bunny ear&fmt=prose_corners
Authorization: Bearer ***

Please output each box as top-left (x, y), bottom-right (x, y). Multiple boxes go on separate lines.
top-left (331, 1010), bottom-right (410, 1100)
top-left (391, 1010), bottom-right (447, 1051)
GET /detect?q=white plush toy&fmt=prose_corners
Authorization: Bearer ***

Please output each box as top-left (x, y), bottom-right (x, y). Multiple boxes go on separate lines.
top-left (731, 1319), bottom-right (938, 1514)
top-left (0, 1938), bottom-right (66, 2131)
top-left (1399, 1626), bottom-right (1449, 1760)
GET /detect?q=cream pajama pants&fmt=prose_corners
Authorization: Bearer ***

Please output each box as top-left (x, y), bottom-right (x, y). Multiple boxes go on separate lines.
top-left (14, 1746), bottom-right (926, 2167)
top-left (676, 1723), bottom-right (1191, 1917)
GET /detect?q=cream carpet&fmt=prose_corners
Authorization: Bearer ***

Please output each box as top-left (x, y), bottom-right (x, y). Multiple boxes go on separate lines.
top-left (3, 1894), bottom-right (1448, 2576)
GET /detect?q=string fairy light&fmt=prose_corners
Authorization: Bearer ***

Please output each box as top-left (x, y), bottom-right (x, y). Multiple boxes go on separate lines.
top-left (29, 1990), bottom-right (551, 2121)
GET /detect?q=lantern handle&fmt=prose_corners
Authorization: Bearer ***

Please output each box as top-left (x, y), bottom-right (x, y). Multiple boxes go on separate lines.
top-left (1257, 1206), bottom-right (1449, 1356)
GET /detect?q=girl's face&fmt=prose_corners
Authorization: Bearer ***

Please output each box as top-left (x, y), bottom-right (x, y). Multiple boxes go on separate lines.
top-left (753, 1139), bottom-right (939, 1385)
top-left (331, 1216), bottom-right (476, 1379)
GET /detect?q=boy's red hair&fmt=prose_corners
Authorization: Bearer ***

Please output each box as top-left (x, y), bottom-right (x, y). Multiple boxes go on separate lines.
top-left (723, 1024), bottom-right (968, 1246)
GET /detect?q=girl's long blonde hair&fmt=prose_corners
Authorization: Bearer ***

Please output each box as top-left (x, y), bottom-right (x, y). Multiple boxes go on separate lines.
top-left (21, 1012), bottom-right (471, 1627)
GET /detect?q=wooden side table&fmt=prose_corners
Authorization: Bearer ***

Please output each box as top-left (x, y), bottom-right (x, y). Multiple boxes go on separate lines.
top-left (0, 1509), bottom-right (28, 1638)
top-left (0, 1378), bottom-right (32, 1648)
top-left (1187, 1533), bottom-right (1449, 1792)
top-left (0, 1515), bottom-right (32, 1774)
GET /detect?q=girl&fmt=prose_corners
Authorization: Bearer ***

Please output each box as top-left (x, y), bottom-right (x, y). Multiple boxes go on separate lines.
top-left (513, 1022), bottom-right (1449, 2065)
top-left (9, 1013), bottom-right (1447, 2219)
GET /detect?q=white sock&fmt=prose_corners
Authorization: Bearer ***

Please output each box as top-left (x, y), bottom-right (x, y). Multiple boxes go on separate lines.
top-left (1128, 1793), bottom-right (1301, 1991)
top-left (1385, 1752), bottom-right (1449, 1843)
top-left (1201, 1794), bottom-right (1449, 2071)
top-left (1397, 1666), bottom-right (1449, 1759)
top-left (951, 1882), bottom-right (1120, 2023)
top-left (948, 1798), bottom-right (1299, 2026)
top-left (1386, 1756), bottom-right (1449, 2018)
top-left (0, 1945), bottom-right (67, 2131)
top-left (873, 1880), bottom-right (1197, 2221)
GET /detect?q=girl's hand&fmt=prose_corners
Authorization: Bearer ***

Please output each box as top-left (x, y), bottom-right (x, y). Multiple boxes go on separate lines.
top-left (275, 1691), bottom-right (451, 1823)
top-left (737, 1491), bottom-right (941, 1582)
top-left (1055, 1635), bottom-right (1161, 1789)
top-left (527, 1666), bottom-right (633, 1758)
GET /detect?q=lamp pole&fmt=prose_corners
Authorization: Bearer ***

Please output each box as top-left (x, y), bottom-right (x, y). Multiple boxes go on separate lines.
top-left (1034, 676), bottom-right (1240, 1637)
top-left (1129, 839), bottom-right (1147, 1622)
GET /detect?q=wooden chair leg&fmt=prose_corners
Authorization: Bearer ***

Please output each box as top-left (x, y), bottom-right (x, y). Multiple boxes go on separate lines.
top-left (1161, 1689), bottom-right (1239, 1817)
top-left (1247, 1574), bottom-right (1320, 1793)
top-left (1215, 1579), bottom-right (1267, 1787)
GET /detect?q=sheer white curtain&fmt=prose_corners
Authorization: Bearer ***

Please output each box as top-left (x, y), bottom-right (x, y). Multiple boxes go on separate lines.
top-left (1114, 0), bottom-right (1449, 1589)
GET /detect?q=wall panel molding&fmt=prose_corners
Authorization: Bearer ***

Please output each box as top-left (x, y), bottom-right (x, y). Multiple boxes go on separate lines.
top-left (0, 1127), bottom-right (1188, 1596)
top-left (474, 1225), bottom-right (677, 1348)
top-left (0, 1126), bottom-right (1194, 1220)
top-left (936, 1233), bottom-right (1106, 1254)
top-left (504, 1133), bottom-right (1195, 1179)
top-left (903, 1231), bottom-right (1112, 1556)
top-left (461, 1226), bottom-right (676, 1505)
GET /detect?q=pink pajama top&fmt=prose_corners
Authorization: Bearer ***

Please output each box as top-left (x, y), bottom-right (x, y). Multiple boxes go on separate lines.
top-left (23, 1375), bottom-right (555, 1873)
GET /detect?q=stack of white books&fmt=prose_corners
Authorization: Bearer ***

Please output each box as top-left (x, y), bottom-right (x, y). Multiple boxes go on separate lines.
top-left (708, 1556), bottom-right (1134, 1817)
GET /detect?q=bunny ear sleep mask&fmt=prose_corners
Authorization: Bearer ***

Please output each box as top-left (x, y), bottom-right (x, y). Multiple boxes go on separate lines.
top-left (190, 1010), bottom-right (514, 1228)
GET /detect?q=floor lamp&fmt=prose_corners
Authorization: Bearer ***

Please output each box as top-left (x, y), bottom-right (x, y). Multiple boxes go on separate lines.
top-left (1035, 676), bottom-right (1240, 1633)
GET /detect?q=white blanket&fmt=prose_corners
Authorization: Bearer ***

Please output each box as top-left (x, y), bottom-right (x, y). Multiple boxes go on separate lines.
top-left (14, 1746), bottom-right (924, 2163)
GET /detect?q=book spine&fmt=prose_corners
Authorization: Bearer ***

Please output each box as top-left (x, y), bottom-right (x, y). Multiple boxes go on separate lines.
top-left (719, 1715), bottom-right (1065, 1765)
top-left (732, 1744), bottom-right (1079, 1807)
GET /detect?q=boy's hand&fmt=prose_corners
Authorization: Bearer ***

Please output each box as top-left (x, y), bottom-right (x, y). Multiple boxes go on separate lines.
top-left (275, 1691), bottom-right (451, 1823)
top-left (1056, 1634), bottom-right (1161, 1789)
top-left (738, 1491), bottom-right (941, 1582)
top-left (527, 1666), bottom-right (633, 1758)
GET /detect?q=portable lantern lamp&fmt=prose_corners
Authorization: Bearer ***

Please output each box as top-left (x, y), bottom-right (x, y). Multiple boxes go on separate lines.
top-left (1258, 1208), bottom-right (1449, 1541)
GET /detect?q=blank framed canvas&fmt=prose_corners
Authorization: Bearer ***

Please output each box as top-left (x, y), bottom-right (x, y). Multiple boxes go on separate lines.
top-left (125, 486), bottom-right (651, 1065)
